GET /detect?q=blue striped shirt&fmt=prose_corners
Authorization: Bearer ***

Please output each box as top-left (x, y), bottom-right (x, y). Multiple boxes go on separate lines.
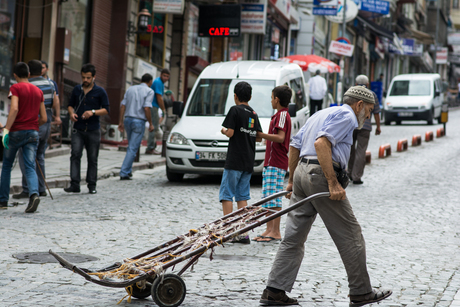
top-left (29, 76), bottom-right (55, 108)
top-left (290, 104), bottom-right (358, 170)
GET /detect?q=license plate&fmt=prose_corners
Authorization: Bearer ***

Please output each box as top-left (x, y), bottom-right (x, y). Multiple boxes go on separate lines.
top-left (398, 112), bottom-right (413, 117)
top-left (196, 151), bottom-right (227, 161)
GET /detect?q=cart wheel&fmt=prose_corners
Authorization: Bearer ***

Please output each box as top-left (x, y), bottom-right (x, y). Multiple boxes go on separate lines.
top-left (131, 281), bottom-right (153, 299)
top-left (151, 274), bottom-right (186, 307)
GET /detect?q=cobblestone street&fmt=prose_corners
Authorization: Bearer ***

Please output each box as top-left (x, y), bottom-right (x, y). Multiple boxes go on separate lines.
top-left (1, 112), bottom-right (460, 307)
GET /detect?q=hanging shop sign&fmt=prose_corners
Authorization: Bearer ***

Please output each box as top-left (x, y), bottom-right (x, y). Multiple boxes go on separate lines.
top-left (448, 32), bottom-right (460, 45)
top-left (423, 51), bottom-right (433, 70)
top-left (134, 58), bottom-right (157, 80)
top-left (199, 5), bottom-right (241, 37)
top-left (313, 0), bottom-right (338, 15)
top-left (269, 0), bottom-right (291, 21)
top-left (154, 0), bottom-right (185, 14)
top-left (325, 0), bottom-right (358, 23)
top-left (389, 38), bottom-right (422, 56)
top-left (358, 0), bottom-right (390, 15)
top-left (329, 40), bottom-right (354, 57)
top-left (436, 48), bottom-right (448, 64)
top-left (241, 0), bottom-right (267, 34)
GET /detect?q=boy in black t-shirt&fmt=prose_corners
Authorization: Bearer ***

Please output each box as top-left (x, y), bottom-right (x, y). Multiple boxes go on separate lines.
top-left (219, 81), bottom-right (262, 244)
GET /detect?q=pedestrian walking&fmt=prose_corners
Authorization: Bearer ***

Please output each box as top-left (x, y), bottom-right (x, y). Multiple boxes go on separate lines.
top-left (259, 86), bottom-right (392, 306)
top-left (253, 85), bottom-right (292, 243)
top-left (145, 69), bottom-right (170, 155)
top-left (348, 75), bottom-right (381, 185)
top-left (307, 69), bottom-right (327, 116)
top-left (13, 59), bottom-right (60, 199)
top-left (0, 62), bottom-right (47, 212)
top-left (41, 60), bottom-right (61, 108)
top-left (118, 74), bottom-right (155, 180)
top-left (219, 81), bottom-right (262, 244)
top-left (64, 63), bottom-right (109, 194)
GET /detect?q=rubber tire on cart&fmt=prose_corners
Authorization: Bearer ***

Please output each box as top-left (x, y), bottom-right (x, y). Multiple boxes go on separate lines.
top-left (166, 166), bottom-right (184, 182)
top-left (151, 274), bottom-right (186, 307)
top-left (131, 281), bottom-right (153, 299)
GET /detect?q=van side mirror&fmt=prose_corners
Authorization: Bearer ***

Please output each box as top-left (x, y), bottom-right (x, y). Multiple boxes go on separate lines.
top-left (173, 101), bottom-right (184, 117)
top-left (434, 91), bottom-right (440, 97)
top-left (288, 103), bottom-right (297, 117)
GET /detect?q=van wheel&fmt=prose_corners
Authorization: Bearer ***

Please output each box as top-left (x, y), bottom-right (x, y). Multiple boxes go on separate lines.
top-left (427, 108), bottom-right (434, 125)
top-left (166, 166), bottom-right (184, 182)
top-left (384, 118), bottom-right (391, 125)
top-left (396, 120), bottom-right (402, 125)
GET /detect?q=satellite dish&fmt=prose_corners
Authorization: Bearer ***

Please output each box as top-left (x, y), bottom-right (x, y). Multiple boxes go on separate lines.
top-left (325, 0), bottom-right (358, 23)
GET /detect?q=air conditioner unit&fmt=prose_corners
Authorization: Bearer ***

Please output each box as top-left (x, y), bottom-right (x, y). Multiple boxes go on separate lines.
top-left (105, 124), bottom-right (124, 142)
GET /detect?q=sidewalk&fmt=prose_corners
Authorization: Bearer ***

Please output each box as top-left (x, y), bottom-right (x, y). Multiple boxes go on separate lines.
top-left (1, 143), bottom-right (166, 194)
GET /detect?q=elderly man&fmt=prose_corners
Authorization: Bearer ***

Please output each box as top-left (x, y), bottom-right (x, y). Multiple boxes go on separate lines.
top-left (348, 75), bottom-right (381, 185)
top-left (259, 86), bottom-right (392, 306)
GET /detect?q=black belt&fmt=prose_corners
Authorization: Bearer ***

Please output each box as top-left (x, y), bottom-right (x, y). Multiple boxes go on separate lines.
top-left (301, 158), bottom-right (342, 172)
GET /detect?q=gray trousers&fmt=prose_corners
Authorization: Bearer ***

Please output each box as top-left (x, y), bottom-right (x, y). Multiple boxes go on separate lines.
top-left (146, 106), bottom-right (160, 150)
top-left (348, 129), bottom-right (371, 181)
top-left (267, 162), bottom-right (372, 295)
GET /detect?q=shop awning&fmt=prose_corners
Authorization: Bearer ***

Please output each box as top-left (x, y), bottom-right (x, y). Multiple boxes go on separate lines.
top-left (356, 14), bottom-right (394, 40)
top-left (408, 27), bottom-right (434, 45)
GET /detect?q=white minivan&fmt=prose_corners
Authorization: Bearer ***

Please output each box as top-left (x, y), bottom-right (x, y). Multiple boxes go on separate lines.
top-left (383, 73), bottom-right (444, 125)
top-left (165, 61), bottom-right (310, 181)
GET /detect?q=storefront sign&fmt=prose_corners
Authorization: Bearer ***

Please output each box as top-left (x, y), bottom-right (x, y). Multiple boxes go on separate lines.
top-left (269, 0), bottom-right (291, 21)
top-left (389, 38), bottom-right (422, 56)
top-left (134, 58), bottom-right (157, 80)
top-left (448, 32), bottom-right (460, 45)
top-left (241, 0), bottom-right (267, 34)
top-left (325, 0), bottom-right (358, 23)
top-left (199, 5), bottom-right (241, 37)
top-left (359, 0), bottom-right (390, 15)
top-left (313, 0), bottom-right (338, 15)
top-left (448, 53), bottom-right (460, 64)
top-left (329, 40), bottom-right (354, 57)
top-left (154, 0), bottom-right (184, 14)
top-left (436, 48), bottom-right (448, 64)
top-left (453, 45), bottom-right (460, 54)
top-left (147, 25), bottom-right (164, 33)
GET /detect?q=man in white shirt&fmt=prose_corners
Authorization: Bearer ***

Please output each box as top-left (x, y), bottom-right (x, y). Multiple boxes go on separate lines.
top-left (307, 70), bottom-right (328, 116)
top-left (457, 81), bottom-right (460, 101)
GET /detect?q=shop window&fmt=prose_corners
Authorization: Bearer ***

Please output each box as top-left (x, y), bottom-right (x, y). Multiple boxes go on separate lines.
top-left (0, 1), bottom-right (16, 91)
top-left (59, 0), bottom-right (92, 72)
top-left (263, 21), bottom-right (285, 60)
top-left (187, 4), bottom-right (210, 61)
top-left (229, 36), bottom-right (243, 61)
top-left (135, 1), bottom-right (166, 67)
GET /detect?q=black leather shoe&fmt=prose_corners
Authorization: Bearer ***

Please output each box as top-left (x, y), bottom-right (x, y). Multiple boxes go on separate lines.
top-left (64, 186), bottom-right (81, 193)
top-left (39, 191), bottom-right (47, 197)
top-left (89, 189), bottom-right (97, 194)
top-left (128, 173), bottom-right (133, 177)
top-left (12, 191), bottom-right (29, 199)
top-left (353, 179), bottom-right (364, 184)
top-left (120, 176), bottom-right (132, 180)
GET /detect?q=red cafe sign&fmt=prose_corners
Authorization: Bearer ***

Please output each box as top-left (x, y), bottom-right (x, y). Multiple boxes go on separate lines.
top-left (147, 25), bottom-right (164, 33)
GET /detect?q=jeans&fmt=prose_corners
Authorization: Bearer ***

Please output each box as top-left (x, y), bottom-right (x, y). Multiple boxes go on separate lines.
top-left (120, 117), bottom-right (146, 177)
top-left (147, 106), bottom-right (159, 150)
top-left (70, 129), bottom-right (101, 189)
top-left (0, 130), bottom-right (39, 202)
top-left (18, 112), bottom-right (52, 193)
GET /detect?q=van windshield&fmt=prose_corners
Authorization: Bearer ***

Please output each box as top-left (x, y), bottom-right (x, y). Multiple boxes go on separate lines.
top-left (389, 80), bottom-right (431, 96)
top-left (187, 79), bottom-right (276, 118)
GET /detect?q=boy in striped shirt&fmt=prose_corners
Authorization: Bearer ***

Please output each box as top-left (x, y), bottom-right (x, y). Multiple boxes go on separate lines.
top-left (254, 85), bottom-right (292, 242)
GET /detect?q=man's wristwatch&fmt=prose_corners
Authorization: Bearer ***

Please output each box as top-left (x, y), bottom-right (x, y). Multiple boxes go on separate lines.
top-left (92, 109), bottom-right (96, 116)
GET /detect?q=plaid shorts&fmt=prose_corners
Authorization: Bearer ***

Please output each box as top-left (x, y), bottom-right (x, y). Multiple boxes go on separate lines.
top-left (262, 166), bottom-right (287, 208)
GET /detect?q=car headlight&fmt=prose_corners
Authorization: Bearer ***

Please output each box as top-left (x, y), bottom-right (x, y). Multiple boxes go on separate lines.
top-left (420, 105), bottom-right (426, 110)
top-left (169, 133), bottom-right (189, 145)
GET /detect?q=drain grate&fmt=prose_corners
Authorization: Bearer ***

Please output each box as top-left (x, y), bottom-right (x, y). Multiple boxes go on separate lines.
top-left (13, 252), bottom-right (99, 264)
